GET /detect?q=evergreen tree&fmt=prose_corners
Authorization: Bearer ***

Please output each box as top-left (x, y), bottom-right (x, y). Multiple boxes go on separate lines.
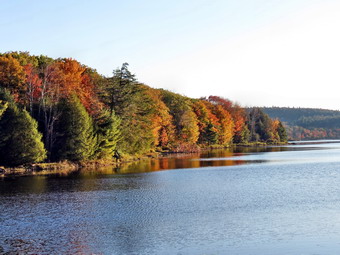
top-left (203, 122), bottom-right (218, 145)
top-left (277, 121), bottom-right (288, 142)
top-left (0, 89), bottom-right (46, 166)
top-left (93, 109), bottom-right (121, 159)
top-left (54, 95), bottom-right (95, 161)
top-left (104, 63), bottom-right (138, 116)
top-left (248, 108), bottom-right (272, 142)
top-left (116, 84), bottom-right (156, 155)
top-left (101, 65), bottom-right (155, 155)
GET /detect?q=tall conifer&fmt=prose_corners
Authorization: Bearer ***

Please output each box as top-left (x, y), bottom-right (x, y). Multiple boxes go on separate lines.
top-left (93, 109), bottom-right (121, 159)
top-left (0, 89), bottom-right (46, 166)
top-left (54, 95), bottom-right (95, 161)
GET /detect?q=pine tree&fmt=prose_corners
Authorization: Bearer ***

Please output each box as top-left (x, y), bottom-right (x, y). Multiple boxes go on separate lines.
top-left (104, 63), bottom-right (137, 116)
top-left (248, 108), bottom-right (272, 142)
top-left (277, 121), bottom-right (288, 142)
top-left (203, 123), bottom-right (218, 145)
top-left (54, 95), bottom-right (95, 161)
top-left (93, 109), bottom-right (121, 159)
top-left (0, 89), bottom-right (46, 166)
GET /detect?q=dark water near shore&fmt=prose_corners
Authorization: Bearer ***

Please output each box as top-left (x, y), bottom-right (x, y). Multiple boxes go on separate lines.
top-left (2, 142), bottom-right (340, 254)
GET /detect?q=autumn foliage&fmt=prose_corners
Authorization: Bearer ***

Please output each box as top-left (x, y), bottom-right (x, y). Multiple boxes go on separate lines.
top-left (0, 51), bottom-right (288, 166)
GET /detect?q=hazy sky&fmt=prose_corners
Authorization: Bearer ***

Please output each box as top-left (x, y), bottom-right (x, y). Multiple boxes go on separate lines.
top-left (1, 0), bottom-right (340, 109)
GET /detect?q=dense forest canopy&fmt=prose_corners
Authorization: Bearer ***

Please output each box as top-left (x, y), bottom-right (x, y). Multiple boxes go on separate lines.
top-left (0, 52), bottom-right (287, 166)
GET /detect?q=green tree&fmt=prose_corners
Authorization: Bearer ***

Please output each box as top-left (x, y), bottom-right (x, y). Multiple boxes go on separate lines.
top-left (103, 63), bottom-right (137, 116)
top-left (0, 89), bottom-right (46, 166)
top-left (203, 122), bottom-right (218, 145)
top-left (99, 65), bottom-right (156, 155)
top-left (93, 109), bottom-right (121, 159)
top-left (53, 95), bottom-right (95, 161)
top-left (248, 108), bottom-right (272, 142)
top-left (277, 121), bottom-right (288, 142)
top-left (116, 84), bottom-right (156, 155)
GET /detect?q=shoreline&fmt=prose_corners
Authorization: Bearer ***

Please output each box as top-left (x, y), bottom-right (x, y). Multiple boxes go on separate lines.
top-left (288, 140), bottom-right (340, 145)
top-left (0, 160), bottom-right (118, 178)
top-left (0, 142), bottom-right (289, 178)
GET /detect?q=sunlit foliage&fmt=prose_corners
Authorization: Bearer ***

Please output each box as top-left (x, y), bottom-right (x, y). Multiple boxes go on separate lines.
top-left (0, 51), bottom-right (287, 165)
top-left (53, 95), bottom-right (95, 161)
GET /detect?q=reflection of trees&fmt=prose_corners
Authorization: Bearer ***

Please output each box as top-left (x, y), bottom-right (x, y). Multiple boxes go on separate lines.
top-left (0, 175), bottom-right (47, 195)
top-left (106, 146), bottom-right (302, 174)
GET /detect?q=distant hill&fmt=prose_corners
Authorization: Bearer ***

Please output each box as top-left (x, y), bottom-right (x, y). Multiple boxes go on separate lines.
top-left (261, 107), bottom-right (340, 140)
top-left (262, 107), bottom-right (340, 126)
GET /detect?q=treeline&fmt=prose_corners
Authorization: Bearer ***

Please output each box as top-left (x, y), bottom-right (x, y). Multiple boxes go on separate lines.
top-left (285, 126), bottom-right (340, 140)
top-left (295, 115), bottom-right (340, 129)
top-left (263, 107), bottom-right (340, 140)
top-left (0, 52), bottom-right (287, 166)
top-left (262, 107), bottom-right (340, 124)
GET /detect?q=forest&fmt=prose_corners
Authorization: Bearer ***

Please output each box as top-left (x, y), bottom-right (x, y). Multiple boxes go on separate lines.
top-left (0, 52), bottom-right (287, 167)
top-left (263, 107), bottom-right (340, 140)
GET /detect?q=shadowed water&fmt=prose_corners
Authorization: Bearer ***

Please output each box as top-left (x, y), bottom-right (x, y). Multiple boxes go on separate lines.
top-left (1, 142), bottom-right (340, 254)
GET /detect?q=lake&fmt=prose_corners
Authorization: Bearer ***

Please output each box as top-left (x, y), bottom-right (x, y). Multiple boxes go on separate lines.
top-left (2, 141), bottom-right (340, 254)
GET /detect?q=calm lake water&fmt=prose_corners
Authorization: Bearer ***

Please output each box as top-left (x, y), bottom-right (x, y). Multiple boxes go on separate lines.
top-left (2, 142), bottom-right (340, 254)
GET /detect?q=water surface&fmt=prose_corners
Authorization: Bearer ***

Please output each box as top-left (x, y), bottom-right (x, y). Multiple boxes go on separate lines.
top-left (2, 142), bottom-right (340, 254)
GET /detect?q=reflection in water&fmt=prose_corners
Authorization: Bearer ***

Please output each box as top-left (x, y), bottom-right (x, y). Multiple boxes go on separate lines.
top-left (2, 143), bottom-right (340, 254)
top-left (117, 147), bottom-right (262, 174)
top-left (114, 144), bottom-right (331, 175)
top-left (0, 144), bottom-right (335, 193)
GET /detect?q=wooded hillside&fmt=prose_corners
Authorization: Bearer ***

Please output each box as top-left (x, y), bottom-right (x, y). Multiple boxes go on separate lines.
top-left (0, 52), bottom-right (287, 166)
top-left (263, 107), bottom-right (340, 140)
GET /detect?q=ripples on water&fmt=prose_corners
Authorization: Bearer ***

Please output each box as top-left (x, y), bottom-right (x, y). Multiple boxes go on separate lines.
top-left (2, 142), bottom-right (340, 254)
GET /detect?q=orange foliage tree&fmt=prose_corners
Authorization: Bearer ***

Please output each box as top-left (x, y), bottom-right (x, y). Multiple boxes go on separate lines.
top-left (55, 59), bottom-right (102, 115)
top-left (213, 104), bottom-right (235, 145)
top-left (24, 64), bottom-right (42, 114)
top-left (0, 55), bottom-right (26, 102)
top-left (144, 87), bottom-right (174, 149)
top-left (207, 96), bottom-right (248, 143)
top-left (192, 100), bottom-right (222, 145)
top-left (37, 59), bottom-right (102, 158)
top-left (161, 90), bottom-right (199, 147)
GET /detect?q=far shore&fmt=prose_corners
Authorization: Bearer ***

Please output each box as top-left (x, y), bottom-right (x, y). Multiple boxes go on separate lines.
top-left (288, 139), bottom-right (340, 145)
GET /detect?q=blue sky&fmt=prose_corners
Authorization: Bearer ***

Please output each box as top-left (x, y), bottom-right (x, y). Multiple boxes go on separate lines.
top-left (1, 0), bottom-right (340, 109)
